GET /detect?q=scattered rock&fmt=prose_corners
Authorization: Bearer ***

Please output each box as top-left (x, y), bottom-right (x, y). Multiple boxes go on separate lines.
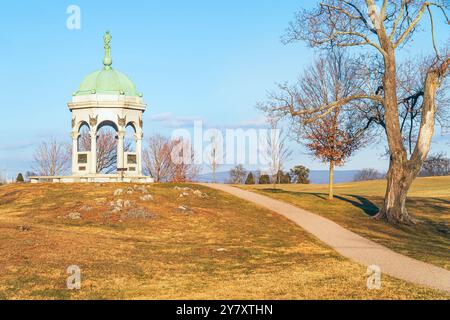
top-left (122, 207), bottom-right (155, 220)
top-left (67, 212), bottom-right (82, 220)
top-left (193, 190), bottom-right (208, 198)
top-left (174, 186), bottom-right (192, 191)
top-left (111, 207), bottom-right (122, 214)
top-left (108, 198), bottom-right (134, 213)
top-left (179, 192), bottom-right (190, 198)
top-left (216, 248), bottom-right (227, 252)
top-left (115, 199), bottom-right (124, 208)
top-left (140, 194), bottom-right (154, 201)
top-left (123, 200), bottom-right (134, 208)
top-left (114, 189), bottom-right (124, 196)
top-left (126, 187), bottom-right (134, 195)
top-left (18, 225), bottom-right (31, 232)
top-left (176, 205), bottom-right (194, 214)
top-left (136, 186), bottom-right (149, 194)
top-left (95, 198), bottom-right (107, 205)
top-left (80, 205), bottom-right (92, 212)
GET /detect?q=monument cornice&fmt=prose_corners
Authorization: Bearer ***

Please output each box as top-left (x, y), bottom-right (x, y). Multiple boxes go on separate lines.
top-left (68, 101), bottom-right (147, 111)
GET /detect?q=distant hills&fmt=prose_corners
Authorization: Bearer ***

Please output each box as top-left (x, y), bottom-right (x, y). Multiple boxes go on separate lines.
top-left (197, 170), bottom-right (360, 184)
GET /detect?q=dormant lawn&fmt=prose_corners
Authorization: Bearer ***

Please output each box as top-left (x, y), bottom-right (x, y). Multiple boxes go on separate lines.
top-left (0, 183), bottom-right (448, 299)
top-left (241, 176), bottom-right (450, 271)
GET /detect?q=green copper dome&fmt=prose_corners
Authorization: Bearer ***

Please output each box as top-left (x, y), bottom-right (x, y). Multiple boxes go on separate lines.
top-left (73, 32), bottom-right (142, 98)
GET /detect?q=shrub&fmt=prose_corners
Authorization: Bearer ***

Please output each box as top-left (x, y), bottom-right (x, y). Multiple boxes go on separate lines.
top-left (245, 172), bottom-right (255, 185)
top-left (16, 173), bottom-right (24, 183)
top-left (290, 166), bottom-right (310, 184)
top-left (258, 174), bottom-right (271, 184)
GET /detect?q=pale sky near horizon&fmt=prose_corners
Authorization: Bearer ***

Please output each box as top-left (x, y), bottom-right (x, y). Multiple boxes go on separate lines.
top-left (0, 1), bottom-right (449, 179)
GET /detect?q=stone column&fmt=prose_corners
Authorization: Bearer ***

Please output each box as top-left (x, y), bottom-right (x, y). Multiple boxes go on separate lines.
top-left (90, 129), bottom-right (97, 174)
top-left (135, 132), bottom-right (143, 176)
top-left (71, 131), bottom-right (79, 175)
top-left (117, 130), bottom-right (125, 172)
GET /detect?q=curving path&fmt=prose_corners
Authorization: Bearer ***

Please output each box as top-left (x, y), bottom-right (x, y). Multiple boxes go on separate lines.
top-left (201, 183), bottom-right (450, 292)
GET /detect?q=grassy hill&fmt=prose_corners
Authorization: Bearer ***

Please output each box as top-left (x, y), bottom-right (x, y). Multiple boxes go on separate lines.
top-left (0, 183), bottom-right (448, 299)
top-left (242, 176), bottom-right (450, 270)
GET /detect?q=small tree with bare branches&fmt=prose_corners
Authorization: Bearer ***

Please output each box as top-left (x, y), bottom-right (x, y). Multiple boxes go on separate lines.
top-left (170, 138), bottom-right (200, 183)
top-left (263, 119), bottom-right (292, 189)
top-left (305, 109), bottom-right (365, 199)
top-left (205, 129), bottom-right (224, 183)
top-left (262, 50), bottom-right (367, 199)
top-left (262, 1), bottom-right (450, 224)
top-left (79, 130), bottom-right (131, 173)
top-left (142, 135), bottom-right (173, 182)
top-left (32, 139), bottom-right (71, 176)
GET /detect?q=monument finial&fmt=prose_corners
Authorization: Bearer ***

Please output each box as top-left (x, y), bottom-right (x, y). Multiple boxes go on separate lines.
top-left (103, 31), bottom-right (112, 69)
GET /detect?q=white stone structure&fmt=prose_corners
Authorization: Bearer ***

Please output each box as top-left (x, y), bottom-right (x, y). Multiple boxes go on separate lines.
top-left (69, 94), bottom-right (146, 179)
top-left (31, 32), bottom-right (153, 183)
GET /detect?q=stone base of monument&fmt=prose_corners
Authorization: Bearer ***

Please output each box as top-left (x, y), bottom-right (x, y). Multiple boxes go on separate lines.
top-left (29, 175), bottom-right (154, 184)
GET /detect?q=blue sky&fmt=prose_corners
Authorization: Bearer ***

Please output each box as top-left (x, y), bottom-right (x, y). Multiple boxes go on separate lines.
top-left (0, 1), bottom-right (448, 179)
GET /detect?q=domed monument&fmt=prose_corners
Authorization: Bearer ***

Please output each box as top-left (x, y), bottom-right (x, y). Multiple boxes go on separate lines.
top-left (32, 32), bottom-right (152, 183)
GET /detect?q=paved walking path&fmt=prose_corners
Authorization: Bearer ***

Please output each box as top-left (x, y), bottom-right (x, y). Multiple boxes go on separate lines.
top-left (201, 184), bottom-right (450, 292)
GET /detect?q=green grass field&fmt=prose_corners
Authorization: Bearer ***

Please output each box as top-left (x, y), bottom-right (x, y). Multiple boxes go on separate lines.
top-left (0, 183), bottom-right (448, 299)
top-left (242, 176), bottom-right (450, 271)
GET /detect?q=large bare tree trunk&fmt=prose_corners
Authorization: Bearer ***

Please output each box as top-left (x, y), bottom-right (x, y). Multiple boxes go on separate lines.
top-left (377, 54), bottom-right (448, 224)
top-left (378, 163), bottom-right (416, 224)
top-left (375, 43), bottom-right (415, 223)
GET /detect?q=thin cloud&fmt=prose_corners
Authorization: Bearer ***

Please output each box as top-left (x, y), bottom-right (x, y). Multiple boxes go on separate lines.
top-left (0, 142), bottom-right (36, 152)
top-left (147, 113), bottom-right (206, 128)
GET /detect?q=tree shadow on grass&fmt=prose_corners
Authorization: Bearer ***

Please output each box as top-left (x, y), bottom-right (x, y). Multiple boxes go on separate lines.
top-left (431, 198), bottom-right (450, 206)
top-left (260, 188), bottom-right (379, 217)
top-left (335, 195), bottom-right (379, 217)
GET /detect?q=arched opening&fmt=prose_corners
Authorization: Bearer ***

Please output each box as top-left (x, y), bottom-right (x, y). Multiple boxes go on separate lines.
top-left (77, 122), bottom-right (91, 152)
top-left (125, 123), bottom-right (136, 152)
top-left (96, 121), bottom-right (119, 174)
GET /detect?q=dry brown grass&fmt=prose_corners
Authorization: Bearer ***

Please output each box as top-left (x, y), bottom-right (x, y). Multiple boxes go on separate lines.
top-left (0, 183), bottom-right (448, 300)
top-left (242, 177), bottom-right (450, 271)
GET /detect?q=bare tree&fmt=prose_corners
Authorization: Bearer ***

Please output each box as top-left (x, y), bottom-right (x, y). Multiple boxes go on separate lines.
top-left (205, 130), bottom-right (224, 183)
top-left (143, 135), bottom-right (200, 183)
top-left (0, 172), bottom-right (7, 184)
top-left (170, 138), bottom-right (200, 183)
top-left (283, 51), bottom-right (368, 199)
top-left (142, 135), bottom-right (173, 182)
top-left (264, 1), bottom-right (450, 224)
top-left (420, 152), bottom-right (450, 176)
top-left (32, 139), bottom-right (71, 176)
top-left (354, 168), bottom-right (383, 182)
top-left (228, 164), bottom-right (247, 184)
top-left (79, 130), bottom-right (131, 173)
top-left (263, 119), bottom-right (292, 189)
top-left (261, 51), bottom-right (367, 198)
top-left (305, 110), bottom-right (366, 199)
